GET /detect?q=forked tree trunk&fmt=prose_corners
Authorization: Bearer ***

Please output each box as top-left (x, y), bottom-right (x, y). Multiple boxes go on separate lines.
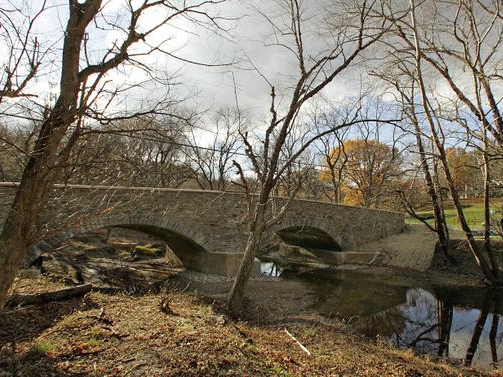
top-left (409, 1), bottom-right (497, 283)
top-left (0, 0), bottom-right (101, 310)
top-left (0, 107), bottom-right (76, 309)
top-left (441, 150), bottom-right (498, 283)
top-left (410, 111), bottom-right (451, 260)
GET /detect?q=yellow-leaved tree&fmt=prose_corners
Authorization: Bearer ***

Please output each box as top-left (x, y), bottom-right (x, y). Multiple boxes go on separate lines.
top-left (320, 139), bottom-right (404, 208)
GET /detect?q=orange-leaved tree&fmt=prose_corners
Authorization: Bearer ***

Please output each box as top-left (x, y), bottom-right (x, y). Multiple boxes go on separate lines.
top-left (320, 139), bottom-right (404, 208)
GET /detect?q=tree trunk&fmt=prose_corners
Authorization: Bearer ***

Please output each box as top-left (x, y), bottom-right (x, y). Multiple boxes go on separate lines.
top-left (227, 200), bottom-right (267, 315)
top-left (408, 108), bottom-right (451, 260)
top-left (6, 283), bottom-right (92, 307)
top-left (442, 150), bottom-right (498, 282)
top-left (409, 0), bottom-right (495, 281)
top-left (0, 0), bottom-right (101, 310)
top-left (0, 110), bottom-right (73, 310)
top-left (482, 135), bottom-right (499, 278)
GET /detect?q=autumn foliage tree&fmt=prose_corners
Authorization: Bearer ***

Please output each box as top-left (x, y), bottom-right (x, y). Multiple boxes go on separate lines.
top-left (445, 148), bottom-right (480, 199)
top-left (320, 139), bottom-right (404, 208)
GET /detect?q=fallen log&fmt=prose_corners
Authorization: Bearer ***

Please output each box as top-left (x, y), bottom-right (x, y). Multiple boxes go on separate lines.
top-left (6, 283), bottom-right (92, 307)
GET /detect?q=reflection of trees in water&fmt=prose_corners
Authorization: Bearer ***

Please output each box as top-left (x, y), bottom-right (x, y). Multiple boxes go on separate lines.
top-left (463, 291), bottom-right (503, 368)
top-left (408, 290), bottom-right (502, 368)
top-left (360, 288), bottom-right (503, 369)
top-left (437, 301), bottom-right (453, 358)
top-left (360, 309), bottom-right (407, 342)
top-left (490, 314), bottom-right (500, 368)
top-left (464, 294), bottom-right (491, 366)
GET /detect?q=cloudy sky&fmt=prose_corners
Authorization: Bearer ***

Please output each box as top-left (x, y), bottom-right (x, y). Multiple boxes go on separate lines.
top-left (0, 0), bottom-right (375, 131)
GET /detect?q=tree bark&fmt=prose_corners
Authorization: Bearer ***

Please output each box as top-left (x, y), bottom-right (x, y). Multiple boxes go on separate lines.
top-left (408, 105), bottom-right (451, 261)
top-left (0, 0), bottom-right (102, 310)
top-left (482, 133), bottom-right (500, 278)
top-left (227, 198), bottom-right (267, 315)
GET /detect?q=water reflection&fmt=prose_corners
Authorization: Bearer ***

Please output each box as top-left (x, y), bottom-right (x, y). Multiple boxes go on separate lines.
top-left (357, 289), bottom-right (503, 369)
top-left (298, 272), bottom-right (503, 369)
top-left (260, 262), bottom-right (282, 277)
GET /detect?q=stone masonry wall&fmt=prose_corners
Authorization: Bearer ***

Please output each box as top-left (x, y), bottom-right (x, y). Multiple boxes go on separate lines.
top-left (0, 183), bottom-right (404, 256)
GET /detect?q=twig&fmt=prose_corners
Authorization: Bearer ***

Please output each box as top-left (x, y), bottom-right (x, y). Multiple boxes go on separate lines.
top-left (284, 328), bottom-right (311, 356)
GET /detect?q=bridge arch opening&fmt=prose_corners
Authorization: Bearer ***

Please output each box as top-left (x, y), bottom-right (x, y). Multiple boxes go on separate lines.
top-left (113, 223), bottom-right (208, 268)
top-left (27, 216), bottom-right (214, 271)
top-left (276, 226), bottom-right (342, 251)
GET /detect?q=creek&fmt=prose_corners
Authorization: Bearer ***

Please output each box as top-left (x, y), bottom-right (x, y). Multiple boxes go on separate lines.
top-left (289, 269), bottom-right (503, 370)
top-left (229, 265), bottom-right (503, 370)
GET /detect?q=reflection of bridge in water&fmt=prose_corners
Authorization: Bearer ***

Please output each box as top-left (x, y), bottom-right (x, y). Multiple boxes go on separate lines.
top-left (0, 182), bottom-right (404, 275)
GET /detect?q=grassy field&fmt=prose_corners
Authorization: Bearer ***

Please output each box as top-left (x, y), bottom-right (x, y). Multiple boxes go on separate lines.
top-left (406, 198), bottom-right (503, 230)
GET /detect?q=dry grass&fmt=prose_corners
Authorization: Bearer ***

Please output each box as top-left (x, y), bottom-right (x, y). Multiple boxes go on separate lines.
top-left (0, 275), bottom-right (499, 377)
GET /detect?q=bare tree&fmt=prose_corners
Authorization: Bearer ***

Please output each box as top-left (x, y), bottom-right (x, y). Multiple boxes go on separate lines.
top-left (404, 0), bottom-right (500, 281)
top-left (0, 123), bottom-right (39, 181)
top-left (184, 107), bottom-right (245, 190)
top-left (226, 0), bottom-right (398, 314)
top-left (0, 0), bottom-right (226, 310)
top-left (312, 109), bottom-right (350, 203)
top-left (0, 0), bottom-right (46, 103)
top-left (61, 115), bottom-right (193, 187)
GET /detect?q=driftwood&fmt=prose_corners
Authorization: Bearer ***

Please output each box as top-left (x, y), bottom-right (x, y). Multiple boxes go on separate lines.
top-left (6, 283), bottom-right (92, 307)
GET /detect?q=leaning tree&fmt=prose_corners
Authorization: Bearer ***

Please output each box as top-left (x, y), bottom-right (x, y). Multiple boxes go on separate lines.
top-left (0, 0), bottom-right (226, 310)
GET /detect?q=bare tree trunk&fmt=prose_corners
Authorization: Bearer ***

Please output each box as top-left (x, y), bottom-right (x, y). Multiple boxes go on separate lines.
top-left (409, 107), bottom-right (451, 260)
top-left (0, 0), bottom-right (101, 310)
top-left (227, 196), bottom-right (267, 314)
top-left (0, 0), bottom-right (202, 310)
top-left (443, 150), bottom-right (497, 282)
top-left (409, 0), bottom-right (497, 282)
top-left (482, 132), bottom-right (500, 278)
top-left (0, 3), bottom-right (86, 309)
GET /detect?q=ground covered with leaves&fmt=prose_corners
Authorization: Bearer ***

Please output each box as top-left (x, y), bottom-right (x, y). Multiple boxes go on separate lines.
top-left (0, 274), bottom-right (499, 377)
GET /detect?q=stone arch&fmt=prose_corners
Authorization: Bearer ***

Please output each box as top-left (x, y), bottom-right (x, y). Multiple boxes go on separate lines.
top-left (27, 215), bottom-right (216, 268)
top-left (264, 219), bottom-right (342, 251)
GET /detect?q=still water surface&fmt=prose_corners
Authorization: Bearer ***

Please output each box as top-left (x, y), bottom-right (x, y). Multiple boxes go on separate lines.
top-left (260, 265), bottom-right (503, 369)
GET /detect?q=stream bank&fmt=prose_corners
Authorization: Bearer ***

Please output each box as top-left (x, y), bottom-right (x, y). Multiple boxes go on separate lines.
top-left (2, 230), bottom-right (503, 374)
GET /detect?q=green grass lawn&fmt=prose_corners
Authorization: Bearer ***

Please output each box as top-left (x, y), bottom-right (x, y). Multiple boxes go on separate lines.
top-left (406, 199), bottom-right (503, 230)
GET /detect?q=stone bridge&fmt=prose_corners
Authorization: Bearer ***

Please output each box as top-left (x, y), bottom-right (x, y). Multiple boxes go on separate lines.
top-left (0, 183), bottom-right (405, 275)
